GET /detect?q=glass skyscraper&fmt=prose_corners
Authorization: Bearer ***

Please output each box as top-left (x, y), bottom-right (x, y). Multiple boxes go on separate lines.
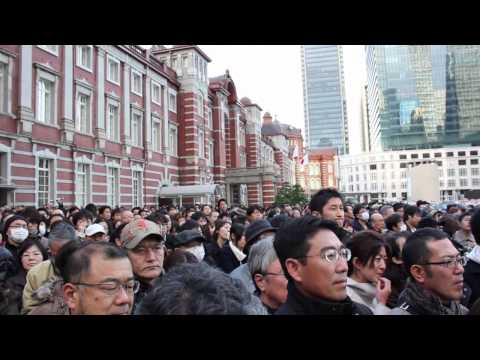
top-left (366, 45), bottom-right (480, 151)
top-left (301, 45), bottom-right (348, 154)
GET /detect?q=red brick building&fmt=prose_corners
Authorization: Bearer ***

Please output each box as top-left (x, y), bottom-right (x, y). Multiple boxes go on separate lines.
top-left (0, 45), bottom-right (295, 209)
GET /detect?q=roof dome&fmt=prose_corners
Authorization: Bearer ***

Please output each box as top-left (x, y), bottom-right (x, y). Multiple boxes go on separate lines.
top-left (240, 97), bottom-right (252, 105)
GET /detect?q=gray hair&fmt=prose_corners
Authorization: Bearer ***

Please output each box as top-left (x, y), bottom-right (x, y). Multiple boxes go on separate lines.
top-left (248, 237), bottom-right (278, 279)
top-left (48, 221), bottom-right (77, 246)
top-left (379, 205), bottom-right (393, 218)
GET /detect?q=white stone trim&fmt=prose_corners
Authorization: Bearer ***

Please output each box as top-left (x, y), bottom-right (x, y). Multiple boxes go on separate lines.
top-left (35, 67), bottom-right (59, 125)
top-left (151, 80), bottom-right (162, 105)
top-left (75, 83), bottom-right (94, 135)
top-left (76, 45), bottom-right (94, 73)
top-left (105, 97), bottom-right (121, 142)
top-left (34, 149), bottom-right (57, 208)
top-left (0, 52), bottom-right (13, 115)
top-left (106, 54), bottom-right (121, 86)
top-left (168, 88), bottom-right (177, 113)
top-left (131, 68), bottom-right (143, 96)
top-left (37, 45), bottom-right (59, 56)
top-left (130, 107), bottom-right (144, 147)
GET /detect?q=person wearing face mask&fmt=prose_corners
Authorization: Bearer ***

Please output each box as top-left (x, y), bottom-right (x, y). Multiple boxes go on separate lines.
top-left (3, 215), bottom-right (30, 265)
top-left (170, 229), bottom-right (207, 262)
top-left (352, 205), bottom-right (369, 232)
top-left (346, 231), bottom-right (392, 315)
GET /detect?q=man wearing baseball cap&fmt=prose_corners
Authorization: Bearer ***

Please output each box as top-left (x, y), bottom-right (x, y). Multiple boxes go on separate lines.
top-left (85, 224), bottom-right (107, 242)
top-left (119, 218), bottom-right (165, 313)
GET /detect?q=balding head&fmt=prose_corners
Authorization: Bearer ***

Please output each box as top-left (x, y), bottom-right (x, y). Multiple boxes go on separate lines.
top-left (121, 210), bottom-right (134, 225)
top-left (371, 213), bottom-right (385, 233)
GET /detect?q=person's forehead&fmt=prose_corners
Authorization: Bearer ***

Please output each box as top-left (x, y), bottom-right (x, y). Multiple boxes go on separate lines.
top-left (427, 238), bottom-right (459, 258)
top-left (11, 219), bottom-right (27, 226)
top-left (308, 228), bottom-right (342, 249)
top-left (138, 236), bottom-right (162, 247)
top-left (86, 254), bottom-right (133, 281)
top-left (325, 198), bottom-right (343, 206)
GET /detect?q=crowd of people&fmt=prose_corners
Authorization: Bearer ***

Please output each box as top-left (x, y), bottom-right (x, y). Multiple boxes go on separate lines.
top-left (1, 189), bottom-right (480, 315)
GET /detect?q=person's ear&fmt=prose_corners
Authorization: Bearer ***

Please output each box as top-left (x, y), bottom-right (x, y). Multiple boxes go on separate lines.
top-left (352, 257), bottom-right (365, 273)
top-left (410, 265), bottom-right (427, 284)
top-left (285, 258), bottom-right (303, 283)
top-left (254, 273), bottom-right (267, 292)
top-left (63, 283), bottom-right (79, 314)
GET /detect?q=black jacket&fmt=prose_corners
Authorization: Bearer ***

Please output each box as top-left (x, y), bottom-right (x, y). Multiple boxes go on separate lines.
top-left (275, 282), bottom-right (373, 315)
top-left (204, 241), bottom-right (223, 267)
top-left (217, 241), bottom-right (243, 273)
top-left (352, 220), bottom-right (368, 233)
top-left (464, 260), bottom-right (480, 308)
top-left (384, 262), bottom-right (408, 308)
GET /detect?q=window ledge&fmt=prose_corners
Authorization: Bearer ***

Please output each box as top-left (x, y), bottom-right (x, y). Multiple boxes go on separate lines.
top-left (0, 112), bottom-right (16, 119)
top-left (34, 121), bottom-right (59, 129)
top-left (106, 78), bottom-right (121, 86)
top-left (77, 64), bottom-right (93, 73)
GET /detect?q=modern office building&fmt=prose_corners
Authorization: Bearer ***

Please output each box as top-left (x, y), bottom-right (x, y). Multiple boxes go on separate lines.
top-left (301, 45), bottom-right (348, 154)
top-left (366, 45), bottom-right (480, 151)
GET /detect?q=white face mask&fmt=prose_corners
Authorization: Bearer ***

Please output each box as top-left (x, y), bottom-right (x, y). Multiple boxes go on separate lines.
top-left (9, 228), bottom-right (29, 244)
top-left (38, 224), bottom-right (46, 236)
top-left (399, 224), bottom-right (407, 232)
top-left (360, 212), bottom-right (370, 222)
top-left (185, 244), bottom-right (205, 262)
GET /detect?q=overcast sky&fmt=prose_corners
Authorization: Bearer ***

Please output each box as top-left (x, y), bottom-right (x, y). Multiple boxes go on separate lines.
top-left (142, 45), bottom-right (367, 153)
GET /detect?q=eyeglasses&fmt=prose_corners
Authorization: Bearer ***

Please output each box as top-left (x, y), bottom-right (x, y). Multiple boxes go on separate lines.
top-left (422, 256), bottom-right (467, 269)
top-left (298, 247), bottom-right (351, 263)
top-left (263, 272), bottom-right (286, 277)
top-left (73, 280), bottom-right (140, 296)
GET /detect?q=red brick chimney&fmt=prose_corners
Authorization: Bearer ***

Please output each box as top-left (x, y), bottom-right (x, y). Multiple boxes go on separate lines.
top-left (263, 112), bottom-right (273, 125)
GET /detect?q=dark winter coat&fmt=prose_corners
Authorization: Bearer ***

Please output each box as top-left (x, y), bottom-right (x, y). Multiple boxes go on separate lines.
top-left (217, 241), bottom-right (243, 273)
top-left (464, 260), bottom-right (480, 308)
top-left (275, 282), bottom-right (373, 315)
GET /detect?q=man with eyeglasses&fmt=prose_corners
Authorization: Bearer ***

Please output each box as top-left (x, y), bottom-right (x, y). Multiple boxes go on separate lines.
top-left (118, 219), bottom-right (165, 313)
top-left (391, 228), bottom-right (468, 315)
top-left (62, 241), bottom-right (136, 315)
top-left (273, 216), bottom-right (373, 315)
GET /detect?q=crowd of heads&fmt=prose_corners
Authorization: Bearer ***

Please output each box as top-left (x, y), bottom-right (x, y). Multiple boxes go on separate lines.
top-left (1, 191), bottom-right (480, 316)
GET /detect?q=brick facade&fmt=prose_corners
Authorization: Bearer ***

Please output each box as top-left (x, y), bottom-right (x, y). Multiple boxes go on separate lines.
top-left (0, 45), bottom-right (299, 208)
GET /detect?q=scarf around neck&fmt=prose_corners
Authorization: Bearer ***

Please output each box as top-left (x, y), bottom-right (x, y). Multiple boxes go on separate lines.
top-left (397, 279), bottom-right (467, 315)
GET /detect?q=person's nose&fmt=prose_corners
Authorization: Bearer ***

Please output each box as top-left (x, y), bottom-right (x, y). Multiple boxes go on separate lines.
top-left (144, 248), bottom-right (157, 261)
top-left (114, 286), bottom-right (132, 306)
top-left (336, 257), bottom-right (349, 273)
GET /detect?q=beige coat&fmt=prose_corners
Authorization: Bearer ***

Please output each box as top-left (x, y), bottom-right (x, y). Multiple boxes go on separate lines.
top-left (21, 259), bottom-right (59, 314)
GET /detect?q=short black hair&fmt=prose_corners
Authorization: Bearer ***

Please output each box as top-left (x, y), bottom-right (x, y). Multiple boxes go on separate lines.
top-left (136, 262), bottom-right (265, 315)
top-left (385, 231), bottom-right (409, 260)
top-left (447, 204), bottom-right (458, 211)
top-left (17, 238), bottom-right (49, 265)
top-left (273, 216), bottom-right (339, 282)
top-left (470, 209), bottom-right (480, 245)
top-left (385, 213), bottom-right (402, 231)
top-left (178, 219), bottom-right (200, 232)
top-left (230, 223), bottom-right (245, 245)
top-left (247, 205), bottom-right (263, 216)
top-left (347, 231), bottom-right (388, 276)
top-left (417, 217), bottom-right (438, 229)
top-left (353, 204), bottom-right (365, 217)
top-left (98, 206), bottom-right (112, 215)
top-left (217, 198), bottom-right (227, 208)
top-left (403, 205), bottom-right (421, 222)
top-left (84, 204), bottom-right (98, 218)
top-left (269, 214), bottom-right (291, 229)
top-left (58, 240), bottom-right (128, 284)
top-left (163, 249), bottom-right (199, 272)
top-left (458, 212), bottom-right (473, 223)
top-left (71, 210), bottom-right (92, 227)
top-left (393, 203), bottom-right (404, 212)
top-left (309, 188), bottom-right (344, 214)
top-left (402, 228), bottom-right (450, 279)
top-left (190, 211), bottom-right (206, 221)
